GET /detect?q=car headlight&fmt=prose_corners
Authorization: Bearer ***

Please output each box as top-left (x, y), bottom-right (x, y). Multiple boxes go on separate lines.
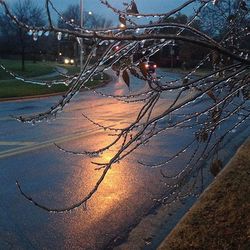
top-left (70, 59), bottom-right (74, 64)
top-left (64, 58), bottom-right (70, 64)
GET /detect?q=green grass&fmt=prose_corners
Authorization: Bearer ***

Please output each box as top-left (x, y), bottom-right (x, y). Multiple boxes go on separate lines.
top-left (0, 59), bottom-right (56, 80)
top-left (85, 73), bottom-right (109, 88)
top-left (0, 60), bottom-right (110, 98)
top-left (0, 80), bottom-right (68, 98)
top-left (0, 59), bottom-right (64, 98)
top-left (0, 77), bottom-right (108, 99)
top-left (57, 63), bottom-right (80, 75)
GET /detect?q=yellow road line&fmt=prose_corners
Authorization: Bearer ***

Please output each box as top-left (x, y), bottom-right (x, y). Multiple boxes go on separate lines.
top-left (0, 116), bottom-right (12, 121)
top-left (0, 141), bottom-right (35, 146)
top-left (0, 116), bottom-right (79, 121)
top-left (0, 128), bottom-right (100, 159)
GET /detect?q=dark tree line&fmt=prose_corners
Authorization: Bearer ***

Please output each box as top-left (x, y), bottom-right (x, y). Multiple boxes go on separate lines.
top-left (0, 0), bottom-right (112, 70)
top-left (0, 0), bottom-right (47, 70)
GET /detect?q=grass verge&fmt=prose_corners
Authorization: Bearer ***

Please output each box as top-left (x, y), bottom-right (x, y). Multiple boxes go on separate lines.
top-left (0, 74), bottom-right (109, 99)
top-left (0, 59), bottom-right (56, 79)
top-left (158, 138), bottom-right (250, 250)
top-left (0, 80), bottom-right (68, 98)
top-left (0, 60), bottom-right (110, 99)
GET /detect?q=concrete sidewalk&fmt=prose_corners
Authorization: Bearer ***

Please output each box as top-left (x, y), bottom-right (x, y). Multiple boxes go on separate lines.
top-left (158, 138), bottom-right (250, 250)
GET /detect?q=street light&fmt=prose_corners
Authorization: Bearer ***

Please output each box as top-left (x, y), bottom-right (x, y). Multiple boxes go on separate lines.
top-left (80, 1), bottom-right (92, 71)
top-left (80, 0), bottom-right (84, 71)
top-left (170, 40), bottom-right (176, 68)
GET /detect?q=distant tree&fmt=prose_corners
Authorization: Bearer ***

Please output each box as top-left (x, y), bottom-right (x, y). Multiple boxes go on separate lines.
top-left (57, 4), bottom-right (80, 29)
top-left (200, 0), bottom-right (250, 71)
top-left (58, 4), bottom-right (112, 29)
top-left (153, 13), bottom-right (207, 68)
top-left (57, 4), bottom-right (112, 63)
top-left (0, 0), bottom-right (45, 70)
top-left (201, 0), bottom-right (249, 38)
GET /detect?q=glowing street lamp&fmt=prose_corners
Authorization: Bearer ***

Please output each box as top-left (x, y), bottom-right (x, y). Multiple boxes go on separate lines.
top-left (119, 23), bottom-right (126, 30)
top-left (80, 0), bottom-right (93, 70)
top-left (80, 0), bottom-right (84, 71)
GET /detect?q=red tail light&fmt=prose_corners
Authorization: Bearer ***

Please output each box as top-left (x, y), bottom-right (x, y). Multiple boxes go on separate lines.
top-left (153, 64), bottom-right (157, 68)
top-left (145, 64), bottom-right (149, 68)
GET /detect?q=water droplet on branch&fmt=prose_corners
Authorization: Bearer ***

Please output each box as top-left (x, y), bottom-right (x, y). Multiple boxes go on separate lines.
top-left (33, 32), bottom-right (38, 41)
top-left (57, 32), bottom-right (62, 41)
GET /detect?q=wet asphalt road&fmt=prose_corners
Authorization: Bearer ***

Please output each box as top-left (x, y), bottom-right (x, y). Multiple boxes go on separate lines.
top-left (0, 70), bottom-right (249, 249)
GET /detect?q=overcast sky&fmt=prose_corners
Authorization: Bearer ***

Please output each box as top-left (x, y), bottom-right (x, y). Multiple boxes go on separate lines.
top-left (5, 0), bottom-right (196, 24)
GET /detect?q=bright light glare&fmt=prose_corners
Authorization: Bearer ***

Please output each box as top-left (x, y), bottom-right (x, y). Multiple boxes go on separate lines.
top-left (64, 58), bottom-right (70, 64)
top-left (119, 23), bottom-right (126, 29)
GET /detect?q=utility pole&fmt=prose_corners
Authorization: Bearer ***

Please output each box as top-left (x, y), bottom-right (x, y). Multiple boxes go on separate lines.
top-left (80, 0), bottom-right (84, 71)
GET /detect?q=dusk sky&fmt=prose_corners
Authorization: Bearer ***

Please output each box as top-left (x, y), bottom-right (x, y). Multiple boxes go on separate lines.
top-left (5, 0), bottom-right (196, 24)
